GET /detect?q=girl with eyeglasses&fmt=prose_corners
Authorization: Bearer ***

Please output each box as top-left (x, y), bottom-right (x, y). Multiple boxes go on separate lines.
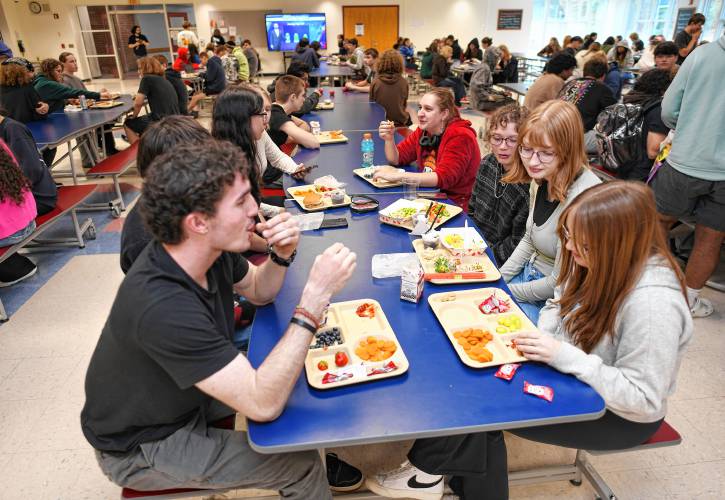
top-left (375, 88), bottom-right (480, 210)
top-left (468, 104), bottom-right (530, 264)
top-left (367, 181), bottom-right (692, 500)
top-left (499, 100), bottom-right (601, 323)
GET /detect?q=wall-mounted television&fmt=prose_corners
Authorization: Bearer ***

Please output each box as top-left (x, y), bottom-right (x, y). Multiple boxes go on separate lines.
top-left (265, 13), bottom-right (327, 52)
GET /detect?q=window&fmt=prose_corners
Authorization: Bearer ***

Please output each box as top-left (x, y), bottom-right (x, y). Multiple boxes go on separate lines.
top-left (699, 0), bottom-right (725, 40)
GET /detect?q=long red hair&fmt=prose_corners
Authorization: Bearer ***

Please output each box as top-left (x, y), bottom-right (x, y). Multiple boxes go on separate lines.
top-left (557, 181), bottom-right (686, 353)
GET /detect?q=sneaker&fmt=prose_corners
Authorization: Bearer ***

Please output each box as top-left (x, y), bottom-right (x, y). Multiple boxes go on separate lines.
top-left (366, 460), bottom-right (443, 500)
top-left (0, 254), bottom-right (38, 287)
top-left (326, 453), bottom-right (363, 492)
top-left (690, 296), bottom-right (714, 318)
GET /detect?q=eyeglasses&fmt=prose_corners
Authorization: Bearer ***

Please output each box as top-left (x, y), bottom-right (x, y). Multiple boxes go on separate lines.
top-left (254, 111), bottom-right (269, 121)
top-left (519, 146), bottom-right (556, 164)
top-left (490, 135), bottom-right (518, 147)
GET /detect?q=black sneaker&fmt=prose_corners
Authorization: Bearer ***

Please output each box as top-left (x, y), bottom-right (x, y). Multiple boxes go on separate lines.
top-left (326, 452), bottom-right (364, 492)
top-left (0, 254), bottom-right (38, 287)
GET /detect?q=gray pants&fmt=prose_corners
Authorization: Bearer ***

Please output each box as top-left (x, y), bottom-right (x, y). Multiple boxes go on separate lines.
top-left (95, 403), bottom-right (331, 499)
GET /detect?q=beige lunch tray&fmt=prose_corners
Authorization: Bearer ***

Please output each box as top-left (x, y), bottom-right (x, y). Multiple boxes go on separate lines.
top-left (318, 131), bottom-right (349, 144)
top-left (286, 185), bottom-right (351, 212)
top-left (353, 167), bottom-right (403, 188)
top-left (304, 299), bottom-right (409, 389)
top-left (428, 288), bottom-right (535, 368)
top-left (90, 100), bottom-right (124, 109)
top-left (378, 198), bottom-right (462, 231)
top-left (315, 102), bottom-right (335, 110)
top-left (412, 239), bottom-right (501, 284)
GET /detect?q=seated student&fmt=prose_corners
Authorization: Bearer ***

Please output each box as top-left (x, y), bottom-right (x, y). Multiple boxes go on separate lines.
top-left (607, 40), bottom-right (634, 69)
top-left (367, 181), bottom-right (692, 500)
top-left (399, 38), bottom-right (417, 69)
top-left (558, 57), bottom-right (617, 154)
top-left (463, 38), bottom-right (482, 61)
top-left (124, 56), bottom-right (180, 143)
top-left (34, 58), bottom-right (109, 113)
top-left (446, 35), bottom-right (463, 60)
top-left (230, 41), bottom-right (250, 82)
top-left (562, 35), bottom-right (583, 56)
top-left (634, 35), bottom-right (664, 72)
top-left (481, 37), bottom-right (498, 71)
top-left (267, 61), bottom-right (323, 116)
top-left (468, 104), bottom-right (530, 264)
top-left (120, 117), bottom-right (211, 273)
top-left (374, 88), bottom-right (480, 210)
top-left (188, 45), bottom-right (227, 113)
top-left (344, 38), bottom-right (366, 73)
top-left (574, 41), bottom-right (603, 77)
top-left (524, 52), bottom-right (577, 110)
top-left (420, 40), bottom-right (438, 79)
top-left (619, 69), bottom-right (672, 181)
top-left (154, 55), bottom-right (188, 116)
top-left (601, 36), bottom-right (616, 55)
top-left (492, 44), bottom-right (518, 83)
top-left (0, 40), bottom-right (12, 61)
top-left (0, 140), bottom-right (37, 286)
top-left (537, 37), bottom-right (562, 58)
top-left (345, 48), bottom-right (379, 93)
top-left (60, 52), bottom-right (118, 157)
top-left (221, 42), bottom-right (240, 83)
top-left (0, 58), bottom-right (49, 123)
top-left (653, 41), bottom-right (679, 74)
top-left (290, 38), bottom-right (320, 69)
top-left (498, 100), bottom-right (601, 323)
top-left (172, 46), bottom-right (199, 73)
top-left (369, 49), bottom-right (412, 127)
top-left (81, 142), bottom-right (360, 498)
top-left (431, 45), bottom-right (466, 106)
top-left (268, 75), bottom-right (320, 150)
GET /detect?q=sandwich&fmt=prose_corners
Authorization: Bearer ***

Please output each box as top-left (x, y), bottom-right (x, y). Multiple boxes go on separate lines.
top-left (302, 191), bottom-right (324, 209)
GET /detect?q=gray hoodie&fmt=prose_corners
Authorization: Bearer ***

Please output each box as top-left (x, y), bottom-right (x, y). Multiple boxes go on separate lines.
top-left (607, 40), bottom-right (634, 68)
top-left (538, 257), bottom-right (692, 423)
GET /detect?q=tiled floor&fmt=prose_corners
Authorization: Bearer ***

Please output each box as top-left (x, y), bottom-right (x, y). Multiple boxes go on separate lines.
top-left (0, 78), bottom-right (723, 499)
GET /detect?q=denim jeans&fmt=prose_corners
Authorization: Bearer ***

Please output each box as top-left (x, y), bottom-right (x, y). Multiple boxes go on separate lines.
top-left (507, 261), bottom-right (546, 324)
top-left (0, 221), bottom-right (36, 247)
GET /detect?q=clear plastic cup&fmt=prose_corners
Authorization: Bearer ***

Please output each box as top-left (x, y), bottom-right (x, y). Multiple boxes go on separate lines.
top-left (403, 178), bottom-right (420, 200)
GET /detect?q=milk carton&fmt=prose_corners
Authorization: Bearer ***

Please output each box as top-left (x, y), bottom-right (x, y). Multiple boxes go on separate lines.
top-left (400, 261), bottom-right (424, 303)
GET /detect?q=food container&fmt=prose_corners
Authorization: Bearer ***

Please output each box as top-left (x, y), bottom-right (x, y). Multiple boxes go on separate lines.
top-left (421, 230), bottom-right (440, 248)
top-left (400, 261), bottom-right (424, 303)
top-left (439, 226), bottom-right (487, 257)
top-left (310, 121), bottom-right (321, 135)
top-left (330, 190), bottom-right (346, 205)
top-left (324, 98), bottom-right (332, 105)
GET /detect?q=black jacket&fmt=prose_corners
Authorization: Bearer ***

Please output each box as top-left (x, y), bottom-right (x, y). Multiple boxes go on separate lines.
top-left (164, 68), bottom-right (189, 115)
top-left (0, 85), bottom-right (46, 123)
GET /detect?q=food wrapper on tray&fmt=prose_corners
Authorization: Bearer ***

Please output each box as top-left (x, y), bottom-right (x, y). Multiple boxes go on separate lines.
top-left (371, 253), bottom-right (418, 278)
top-left (291, 212), bottom-right (325, 231)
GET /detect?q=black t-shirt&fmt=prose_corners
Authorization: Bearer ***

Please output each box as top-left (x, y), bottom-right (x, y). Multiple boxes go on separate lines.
top-left (533, 181), bottom-right (560, 226)
top-left (268, 103), bottom-right (292, 147)
top-left (138, 74), bottom-right (180, 121)
top-left (558, 78), bottom-right (617, 131)
top-left (128, 34), bottom-right (149, 57)
top-left (119, 202), bottom-right (151, 274)
top-left (81, 240), bottom-right (249, 453)
top-left (674, 30), bottom-right (691, 65)
top-left (623, 102), bottom-right (669, 181)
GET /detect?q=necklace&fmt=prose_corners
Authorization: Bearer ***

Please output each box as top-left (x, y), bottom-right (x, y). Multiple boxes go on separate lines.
top-left (493, 162), bottom-right (508, 199)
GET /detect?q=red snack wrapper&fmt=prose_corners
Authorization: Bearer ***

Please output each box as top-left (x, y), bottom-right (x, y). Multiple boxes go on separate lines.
top-left (523, 381), bottom-right (554, 402)
top-left (495, 363), bottom-right (520, 381)
top-left (367, 361), bottom-right (398, 376)
top-left (322, 371), bottom-right (354, 385)
top-left (478, 294), bottom-right (511, 314)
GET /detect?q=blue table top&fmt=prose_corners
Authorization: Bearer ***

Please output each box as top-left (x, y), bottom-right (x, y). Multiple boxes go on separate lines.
top-left (246, 194), bottom-right (605, 453)
top-left (27, 95), bottom-right (133, 149)
top-left (300, 91), bottom-right (385, 132)
top-left (310, 61), bottom-right (355, 78)
top-left (283, 130), bottom-right (437, 197)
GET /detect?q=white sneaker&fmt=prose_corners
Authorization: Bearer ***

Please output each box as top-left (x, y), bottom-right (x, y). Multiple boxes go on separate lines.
top-left (366, 460), bottom-right (443, 500)
top-left (690, 296), bottom-right (714, 318)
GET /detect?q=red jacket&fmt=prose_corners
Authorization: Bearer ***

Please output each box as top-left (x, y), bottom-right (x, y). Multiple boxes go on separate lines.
top-left (172, 47), bottom-right (199, 72)
top-left (396, 118), bottom-right (480, 210)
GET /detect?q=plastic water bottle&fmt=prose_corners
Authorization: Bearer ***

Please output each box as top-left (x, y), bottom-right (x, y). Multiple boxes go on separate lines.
top-left (79, 95), bottom-right (88, 110)
top-left (361, 133), bottom-right (374, 168)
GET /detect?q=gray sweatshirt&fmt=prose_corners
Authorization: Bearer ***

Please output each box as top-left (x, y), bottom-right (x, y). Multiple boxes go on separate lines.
top-left (538, 258), bottom-right (692, 423)
top-left (500, 168), bottom-right (601, 303)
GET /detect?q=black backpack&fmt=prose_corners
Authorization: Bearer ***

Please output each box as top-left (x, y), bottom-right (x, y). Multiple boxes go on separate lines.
top-left (594, 99), bottom-right (661, 172)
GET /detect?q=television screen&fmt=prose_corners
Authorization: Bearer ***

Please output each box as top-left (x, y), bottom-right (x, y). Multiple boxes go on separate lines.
top-left (265, 13), bottom-right (327, 52)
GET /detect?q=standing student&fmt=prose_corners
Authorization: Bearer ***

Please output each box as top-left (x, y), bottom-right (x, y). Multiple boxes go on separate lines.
top-left (268, 75), bottom-right (320, 150)
top-left (524, 52), bottom-right (577, 110)
top-left (481, 37), bottom-right (498, 71)
top-left (374, 88), bottom-right (480, 210)
top-left (431, 45), bottom-right (465, 106)
top-left (367, 182), bottom-right (692, 500)
top-left (344, 48), bottom-right (379, 93)
top-left (211, 28), bottom-right (225, 46)
top-left (674, 13), bottom-right (706, 64)
top-left (468, 104), bottom-right (530, 264)
top-left (0, 57), bottom-right (49, 123)
top-left (369, 49), bottom-right (411, 126)
top-left (242, 40), bottom-right (259, 78)
top-left (499, 100), bottom-right (601, 322)
top-left (127, 26), bottom-right (149, 59)
top-left (651, 33), bottom-right (725, 317)
top-left (176, 21), bottom-right (198, 48)
top-left (124, 57), bottom-right (180, 143)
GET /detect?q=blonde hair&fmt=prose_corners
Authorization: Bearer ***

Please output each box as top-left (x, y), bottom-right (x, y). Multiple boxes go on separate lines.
top-left (137, 56), bottom-right (164, 76)
top-left (438, 45), bottom-right (453, 59)
top-left (557, 181), bottom-right (685, 353)
top-left (499, 44), bottom-right (511, 60)
top-left (502, 100), bottom-right (587, 203)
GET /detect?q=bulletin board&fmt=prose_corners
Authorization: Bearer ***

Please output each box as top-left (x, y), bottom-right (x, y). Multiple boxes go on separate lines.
top-left (497, 10), bottom-right (523, 31)
top-left (673, 8), bottom-right (695, 39)
top-left (208, 9), bottom-right (282, 45)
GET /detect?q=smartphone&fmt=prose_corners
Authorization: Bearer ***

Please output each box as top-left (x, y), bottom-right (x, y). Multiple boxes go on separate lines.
top-left (320, 217), bottom-right (349, 229)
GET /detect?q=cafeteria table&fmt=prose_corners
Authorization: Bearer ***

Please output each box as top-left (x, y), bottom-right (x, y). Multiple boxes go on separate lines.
top-left (26, 95), bottom-right (134, 183)
top-left (247, 194), bottom-right (605, 454)
top-left (496, 82), bottom-right (531, 104)
top-left (300, 91), bottom-right (386, 132)
top-left (310, 61), bottom-right (356, 82)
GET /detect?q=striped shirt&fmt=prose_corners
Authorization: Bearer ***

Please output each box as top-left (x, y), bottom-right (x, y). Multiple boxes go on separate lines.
top-left (467, 154), bottom-right (530, 265)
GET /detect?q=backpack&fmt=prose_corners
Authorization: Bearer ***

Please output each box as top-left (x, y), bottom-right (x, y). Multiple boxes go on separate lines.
top-left (594, 99), bottom-right (661, 172)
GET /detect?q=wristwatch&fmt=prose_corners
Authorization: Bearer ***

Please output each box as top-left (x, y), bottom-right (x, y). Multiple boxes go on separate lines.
top-left (268, 245), bottom-right (296, 267)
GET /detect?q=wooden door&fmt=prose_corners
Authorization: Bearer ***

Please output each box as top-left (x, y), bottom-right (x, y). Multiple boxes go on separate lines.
top-left (342, 6), bottom-right (399, 52)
